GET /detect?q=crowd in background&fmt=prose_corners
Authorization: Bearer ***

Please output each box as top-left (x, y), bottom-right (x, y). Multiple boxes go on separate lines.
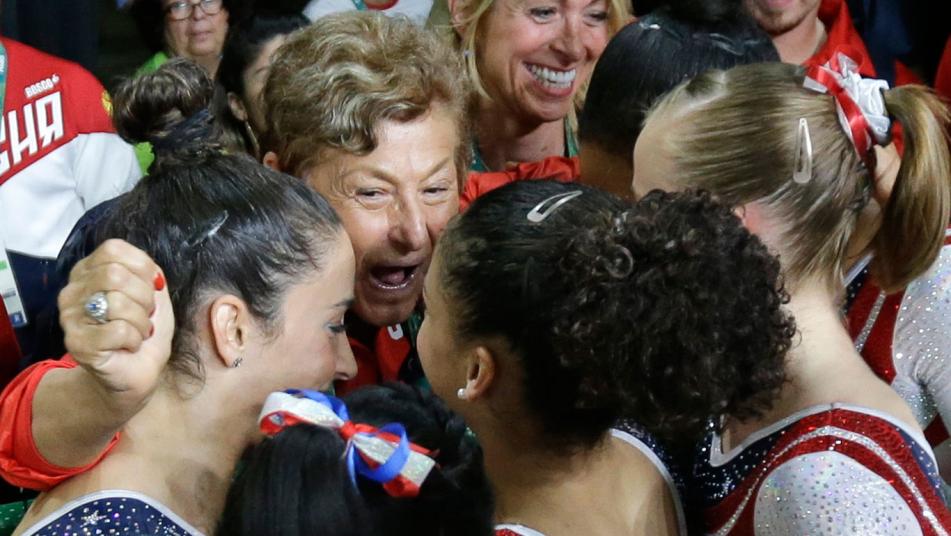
top-left (0, 0), bottom-right (949, 534)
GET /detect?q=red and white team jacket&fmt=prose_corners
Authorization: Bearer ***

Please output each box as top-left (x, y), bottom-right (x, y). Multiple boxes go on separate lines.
top-left (0, 37), bottom-right (140, 261)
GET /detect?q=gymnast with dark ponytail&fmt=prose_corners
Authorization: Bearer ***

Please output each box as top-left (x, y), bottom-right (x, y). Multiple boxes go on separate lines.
top-left (219, 383), bottom-right (494, 536)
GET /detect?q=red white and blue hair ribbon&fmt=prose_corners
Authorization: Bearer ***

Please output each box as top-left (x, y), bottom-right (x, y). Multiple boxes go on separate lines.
top-left (258, 389), bottom-right (437, 498)
top-left (803, 47), bottom-right (891, 167)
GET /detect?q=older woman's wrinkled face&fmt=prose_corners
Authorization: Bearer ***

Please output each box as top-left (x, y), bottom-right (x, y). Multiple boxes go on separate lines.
top-left (477, 0), bottom-right (610, 124)
top-left (162, 0), bottom-right (229, 64)
top-left (303, 106), bottom-right (461, 328)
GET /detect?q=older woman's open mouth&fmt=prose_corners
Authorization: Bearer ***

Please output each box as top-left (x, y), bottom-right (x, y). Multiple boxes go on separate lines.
top-left (368, 264), bottom-right (421, 292)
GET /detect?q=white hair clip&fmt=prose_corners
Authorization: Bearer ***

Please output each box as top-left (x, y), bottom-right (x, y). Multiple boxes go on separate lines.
top-left (183, 210), bottom-right (229, 248)
top-left (793, 118), bottom-right (813, 184)
top-left (527, 191), bottom-right (583, 223)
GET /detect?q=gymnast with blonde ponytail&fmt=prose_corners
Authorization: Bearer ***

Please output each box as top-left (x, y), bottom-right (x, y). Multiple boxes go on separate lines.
top-left (632, 54), bottom-right (951, 533)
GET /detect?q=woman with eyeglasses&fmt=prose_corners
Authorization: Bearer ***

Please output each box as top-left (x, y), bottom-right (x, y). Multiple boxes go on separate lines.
top-left (130, 0), bottom-right (235, 78)
top-left (126, 0), bottom-right (240, 171)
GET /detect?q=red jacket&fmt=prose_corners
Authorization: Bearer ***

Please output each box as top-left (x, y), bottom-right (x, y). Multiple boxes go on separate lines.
top-left (0, 356), bottom-right (119, 489)
top-left (808, 0), bottom-right (921, 86)
top-left (460, 156), bottom-right (580, 211)
top-left (935, 36), bottom-right (951, 103)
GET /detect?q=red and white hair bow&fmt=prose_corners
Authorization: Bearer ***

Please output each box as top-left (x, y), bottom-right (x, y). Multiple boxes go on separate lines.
top-left (259, 390), bottom-right (437, 498)
top-left (804, 48), bottom-right (891, 167)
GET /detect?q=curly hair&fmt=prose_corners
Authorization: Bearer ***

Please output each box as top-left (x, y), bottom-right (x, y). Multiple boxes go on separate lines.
top-left (262, 11), bottom-right (471, 182)
top-left (437, 181), bottom-right (794, 449)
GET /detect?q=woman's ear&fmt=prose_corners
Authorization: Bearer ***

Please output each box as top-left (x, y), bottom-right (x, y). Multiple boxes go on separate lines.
top-left (460, 345), bottom-right (497, 400)
top-left (732, 204), bottom-right (748, 227)
top-left (227, 92), bottom-right (249, 123)
top-left (208, 294), bottom-right (252, 369)
top-left (262, 151), bottom-right (281, 171)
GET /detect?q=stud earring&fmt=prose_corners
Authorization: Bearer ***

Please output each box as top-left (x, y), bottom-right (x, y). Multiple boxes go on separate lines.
top-left (232, 357), bottom-right (244, 368)
top-left (456, 388), bottom-right (467, 400)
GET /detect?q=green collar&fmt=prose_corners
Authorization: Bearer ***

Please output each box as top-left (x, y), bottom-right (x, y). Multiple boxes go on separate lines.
top-left (470, 118), bottom-right (578, 172)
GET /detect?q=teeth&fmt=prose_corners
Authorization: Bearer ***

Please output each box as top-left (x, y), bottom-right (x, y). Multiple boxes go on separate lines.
top-left (527, 64), bottom-right (576, 87)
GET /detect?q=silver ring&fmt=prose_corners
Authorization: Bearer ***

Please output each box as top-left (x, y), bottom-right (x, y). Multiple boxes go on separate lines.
top-left (84, 291), bottom-right (109, 324)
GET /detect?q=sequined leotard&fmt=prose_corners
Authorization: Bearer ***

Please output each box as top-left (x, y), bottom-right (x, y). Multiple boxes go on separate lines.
top-left (693, 404), bottom-right (951, 535)
top-left (846, 229), bottom-right (951, 485)
top-left (18, 490), bottom-right (203, 535)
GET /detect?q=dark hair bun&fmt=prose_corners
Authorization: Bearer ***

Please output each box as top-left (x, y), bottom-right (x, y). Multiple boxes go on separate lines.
top-left (112, 58), bottom-right (219, 168)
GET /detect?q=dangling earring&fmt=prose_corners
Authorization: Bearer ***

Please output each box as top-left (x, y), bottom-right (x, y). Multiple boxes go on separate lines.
top-left (243, 121), bottom-right (260, 159)
top-left (456, 388), bottom-right (467, 400)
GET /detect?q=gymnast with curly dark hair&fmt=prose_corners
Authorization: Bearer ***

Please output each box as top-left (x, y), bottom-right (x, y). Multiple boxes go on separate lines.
top-left (416, 180), bottom-right (795, 535)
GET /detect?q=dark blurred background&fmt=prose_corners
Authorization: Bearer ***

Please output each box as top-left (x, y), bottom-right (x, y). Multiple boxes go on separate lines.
top-left (0, 0), bottom-right (948, 89)
top-left (1, 0), bottom-right (150, 90)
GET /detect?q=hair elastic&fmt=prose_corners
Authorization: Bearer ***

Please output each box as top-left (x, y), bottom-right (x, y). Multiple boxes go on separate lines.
top-left (149, 108), bottom-right (217, 153)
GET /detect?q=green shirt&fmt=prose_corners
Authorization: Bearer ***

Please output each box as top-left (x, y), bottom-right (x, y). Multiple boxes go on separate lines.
top-left (132, 52), bottom-right (170, 173)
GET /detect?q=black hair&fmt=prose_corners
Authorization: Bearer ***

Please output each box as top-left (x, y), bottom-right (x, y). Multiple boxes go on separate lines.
top-left (217, 13), bottom-right (307, 100)
top-left (217, 424), bottom-right (371, 536)
top-left (347, 383), bottom-right (493, 536)
top-left (219, 383), bottom-right (494, 536)
top-left (438, 180), bottom-right (794, 449)
top-left (213, 13), bottom-right (309, 155)
top-left (129, 0), bottom-right (248, 53)
top-left (105, 58), bottom-right (342, 384)
top-left (113, 58), bottom-right (223, 172)
top-left (579, 0), bottom-right (779, 161)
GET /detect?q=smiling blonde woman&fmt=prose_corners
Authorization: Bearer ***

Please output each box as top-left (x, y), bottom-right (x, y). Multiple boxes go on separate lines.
top-left (449, 0), bottom-right (629, 171)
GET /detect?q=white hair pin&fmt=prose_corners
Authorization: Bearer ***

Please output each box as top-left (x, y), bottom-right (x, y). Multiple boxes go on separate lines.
top-left (793, 118), bottom-right (813, 184)
top-left (527, 191), bottom-right (583, 223)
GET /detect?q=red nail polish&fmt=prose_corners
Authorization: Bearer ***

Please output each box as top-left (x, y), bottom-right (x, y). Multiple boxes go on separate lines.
top-left (154, 273), bottom-right (165, 291)
top-left (149, 325), bottom-right (155, 338)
